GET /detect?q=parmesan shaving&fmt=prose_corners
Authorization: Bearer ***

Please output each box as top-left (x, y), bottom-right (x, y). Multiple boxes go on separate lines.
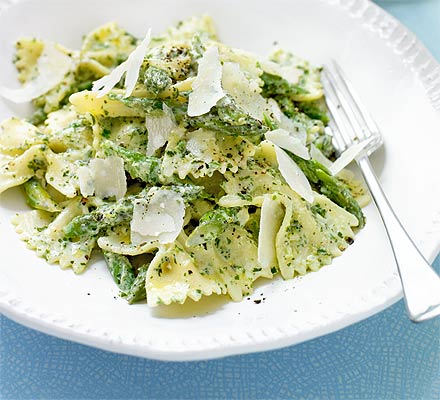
top-left (78, 156), bottom-right (127, 200)
top-left (0, 43), bottom-right (73, 103)
top-left (222, 62), bottom-right (270, 120)
top-left (258, 195), bottom-right (284, 269)
top-left (267, 98), bottom-right (282, 120)
top-left (310, 144), bottom-right (333, 169)
top-left (329, 138), bottom-right (373, 175)
top-left (130, 189), bottom-right (185, 245)
top-left (92, 29), bottom-right (151, 98)
top-left (261, 60), bottom-right (302, 85)
top-left (274, 144), bottom-right (314, 203)
top-left (187, 46), bottom-right (224, 117)
top-left (145, 104), bottom-right (177, 156)
top-left (266, 128), bottom-right (310, 160)
top-left (77, 166), bottom-right (94, 197)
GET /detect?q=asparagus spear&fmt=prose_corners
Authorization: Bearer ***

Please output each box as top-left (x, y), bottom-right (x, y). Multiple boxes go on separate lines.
top-left (179, 96), bottom-right (267, 140)
top-left (102, 251), bottom-right (147, 303)
top-left (288, 153), bottom-right (366, 227)
top-left (260, 72), bottom-right (308, 98)
top-left (64, 195), bottom-right (135, 239)
top-left (275, 95), bottom-right (330, 125)
top-left (101, 139), bottom-right (162, 184)
top-left (126, 265), bottom-right (148, 304)
top-left (295, 98), bottom-right (330, 125)
top-left (23, 178), bottom-right (60, 212)
top-left (107, 93), bottom-right (164, 114)
top-left (64, 184), bottom-right (206, 240)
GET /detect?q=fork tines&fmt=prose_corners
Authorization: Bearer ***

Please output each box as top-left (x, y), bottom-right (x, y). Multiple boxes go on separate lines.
top-left (322, 60), bottom-right (383, 155)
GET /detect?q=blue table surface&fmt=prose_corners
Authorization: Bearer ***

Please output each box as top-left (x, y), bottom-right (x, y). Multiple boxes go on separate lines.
top-left (1, 1), bottom-right (440, 399)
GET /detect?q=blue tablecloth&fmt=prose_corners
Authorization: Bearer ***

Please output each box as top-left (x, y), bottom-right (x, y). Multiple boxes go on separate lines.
top-left (1, 2), bottom-right (440, 399)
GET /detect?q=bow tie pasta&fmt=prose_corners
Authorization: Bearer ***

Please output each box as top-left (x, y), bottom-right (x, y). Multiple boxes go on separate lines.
top-left (0, 15), bottom-right (368, 307)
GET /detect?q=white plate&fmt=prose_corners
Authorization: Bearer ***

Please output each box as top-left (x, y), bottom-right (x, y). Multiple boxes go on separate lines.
top-left (0, 0), bottom-right (439, 361)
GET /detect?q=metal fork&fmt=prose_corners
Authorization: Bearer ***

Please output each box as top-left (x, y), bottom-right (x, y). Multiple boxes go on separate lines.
top-left (322, 60), bottom-right (440, 323)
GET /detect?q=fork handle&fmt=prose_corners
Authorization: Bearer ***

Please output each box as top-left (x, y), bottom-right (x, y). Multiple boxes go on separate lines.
top-left (357, 156), bottom-right (440, 322)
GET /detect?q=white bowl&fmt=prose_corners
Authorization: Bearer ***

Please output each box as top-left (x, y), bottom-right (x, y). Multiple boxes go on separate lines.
top-left (0, 0), bottom-right (439, 361)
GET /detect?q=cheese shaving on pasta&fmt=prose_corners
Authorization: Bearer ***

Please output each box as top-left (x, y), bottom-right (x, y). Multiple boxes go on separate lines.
top-left (145, 104), bottom-right (177, 156)
top-left (266, 128), bottom-right (310, 160)
top-left (222, 62), bottom-right (270, 120)
top-left (130, 188), bottom-right (185, 245)
top-left (78, 156), bottom-right (127, 200)
top-left (329, 137), bottom-right (373, 175)
top-left (92, 29), bottom-right (151, 98)
top-left (187, 46), bottom-right (225, 116)
top-left (258, 195), bottom-right (284, 269)
top-left (0, 43), bottom-right (73, 103)
top-left (274, 144), bottom-right (314, 203)
top-left (310, 144), bottom-right (333, 169)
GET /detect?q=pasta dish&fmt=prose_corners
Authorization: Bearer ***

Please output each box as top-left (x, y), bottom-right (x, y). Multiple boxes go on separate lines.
top-left (0, 16), bottom-right (368, 307)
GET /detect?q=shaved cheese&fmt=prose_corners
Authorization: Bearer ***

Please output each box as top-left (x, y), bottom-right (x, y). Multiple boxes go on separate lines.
top-left (266, 98), bottom-right (281, 120)
top-left (145, 103), bottom-right (177, 156)
top-left (217, 44), bottom-right (263, 86)
top-left (77, 166), bottom-right (94, 197)
top-left (187, 46), bottom-right (224, 117)
top-left (258, 139), bottom-right (278, 166)
top-left (92, 29), bottom-right (151, 98)
top-left (123, 30), bottom-right (151, 97)
top-left (222, 62), bottom-right (270, 120)
top-left (258, 195), bottom-right (284, 269)
top-left (329, 138), bottom-right (373, 175)
top-left (130, 189), bottom-right (185, 245)
top-left (274, 144), bottom-right (314, 203)
top-left (78, 156), bottom-right (127, 200)
top-left (0, 43), bottom-right (73, 103)
top-left (261, 60), bottom-right (302, 85)
top-left (310, 144), bottom-right (333, 169)
top-left (266, 128), bottom-right (310, 160)
top-left (92, 157), bottom-right (126, 199)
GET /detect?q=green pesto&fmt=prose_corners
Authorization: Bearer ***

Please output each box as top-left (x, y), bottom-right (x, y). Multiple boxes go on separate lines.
top-left (143, 66), bottom-right (172, 96)
top-left (186, 207), bottom-right (242, 246)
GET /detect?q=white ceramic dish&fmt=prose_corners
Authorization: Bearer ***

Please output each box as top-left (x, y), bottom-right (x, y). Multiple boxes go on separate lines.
top-left (0, 0), bottom-right (439, 361)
